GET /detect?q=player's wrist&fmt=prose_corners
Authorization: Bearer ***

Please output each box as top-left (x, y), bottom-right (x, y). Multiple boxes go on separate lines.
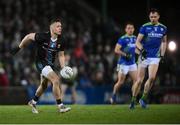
top-left (160, 55), bottom-right (165, 60)
top-left (136, 47), bottom-right (144, 52)
top-left (61, 65), bottom-right (65, 69)
top-left (160, 55), bottom-right (165, 63)
top-left (160, 54), bottom-right (164, 57)
top-left (140, 48), bottom-right (145, 52)
top-left (121, 52), bottom-right (127, 57)
top-left (125, 53), bottom-right (129, 57)
top-left (135, 53), bottom-right (139, 62)
top-left (124, 53), bottom-right (132, 60)
top-left (141, 48), bottom-right (147, 54)
top-left (124, 53), bottom-right (127, 57)
top-left (139, 48), bottom-right (147, 60)
top-left (10, 46), bottom-right (21, 55)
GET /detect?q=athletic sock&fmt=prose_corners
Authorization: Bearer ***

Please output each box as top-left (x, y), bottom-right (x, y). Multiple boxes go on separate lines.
top-left (32, 95), bottom-right (39, 104)
top-left (131, 96), bottom-right (136, 103)
top-left (32, 99), bottom-right (37, 104)
top-left (56, 99), bottom-right (63, 108)
top-left (141, 93), bottom-right (148, 101)
top-left (112, 94), bottom-right (117, 101)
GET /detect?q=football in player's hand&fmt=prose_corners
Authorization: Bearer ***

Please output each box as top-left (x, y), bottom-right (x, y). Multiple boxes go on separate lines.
top-left (60, 66), bottom-right (74, 79)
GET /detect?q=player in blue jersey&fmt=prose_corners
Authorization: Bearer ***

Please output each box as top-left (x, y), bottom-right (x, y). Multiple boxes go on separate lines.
top-left (130, 8), bottom-right (167, 109)
top-left (110, 22), bottom-right (137, 104)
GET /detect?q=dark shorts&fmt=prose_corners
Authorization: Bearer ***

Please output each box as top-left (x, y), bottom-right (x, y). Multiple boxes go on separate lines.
top-left (35, 60), bottom-right (54, 74)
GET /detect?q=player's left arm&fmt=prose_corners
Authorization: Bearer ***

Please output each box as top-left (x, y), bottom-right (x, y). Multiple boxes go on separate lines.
top-left (160, 35), bottom-right (167, 57)
top-left (58, 51), bottom-right (65, 68)
top-left (58, 35), bottom-right (66, 68)
top-left (10, 33), bottom-right (36, 55)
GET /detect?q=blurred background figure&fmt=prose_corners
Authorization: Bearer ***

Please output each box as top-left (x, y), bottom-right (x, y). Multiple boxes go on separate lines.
top-left (0, 62), bottom-right (9, 87)
top-left (0, 62), bottom-right (9, 97)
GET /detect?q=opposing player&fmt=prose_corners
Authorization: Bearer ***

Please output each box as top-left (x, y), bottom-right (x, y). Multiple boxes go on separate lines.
top-left (130, 8), bottom-right (167, 108)
top-left (11, 18), bottom-right (71, 113)
top-left (110, 23), bottom-right (137, 105)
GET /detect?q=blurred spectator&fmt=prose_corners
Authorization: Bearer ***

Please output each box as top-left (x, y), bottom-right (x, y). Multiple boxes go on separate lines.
top-left (0, 63), bottom-right (9, 87)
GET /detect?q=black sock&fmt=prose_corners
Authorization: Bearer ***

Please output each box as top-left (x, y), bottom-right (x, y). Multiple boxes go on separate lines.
top-left (56, 99), bottom-right (62, 105)
top-left (33, 95), bottom-right (39, 102)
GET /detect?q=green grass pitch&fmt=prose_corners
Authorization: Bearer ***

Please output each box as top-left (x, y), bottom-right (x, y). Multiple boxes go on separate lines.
top-left (0, 104), bottom-right (180, 124)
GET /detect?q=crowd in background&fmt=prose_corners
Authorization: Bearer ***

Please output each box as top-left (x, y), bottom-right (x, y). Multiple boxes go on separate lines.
top-left (0, 0), bottom-right (179, 89)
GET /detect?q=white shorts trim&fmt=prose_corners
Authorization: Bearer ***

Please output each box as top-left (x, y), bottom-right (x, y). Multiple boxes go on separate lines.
top-left (117, 64), bottom-right (137, 75)
top-left (139, 58), bottom-right (160, 68)
top-left (41, 65), bottom-right (54, 78)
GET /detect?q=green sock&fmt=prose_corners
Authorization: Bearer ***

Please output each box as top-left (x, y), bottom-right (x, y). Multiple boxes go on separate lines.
top-left (141, 93), bottom-right (148, 101)
top-left (131, 96), bottom-right (136, 102)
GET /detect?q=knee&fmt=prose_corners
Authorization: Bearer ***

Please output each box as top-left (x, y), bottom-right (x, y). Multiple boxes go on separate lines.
top-left (116, 81), bottom-right (123, 87)
top-left (52, 77), bottom-right (60, 86)
top-left (133, 79), bottom-right (137, 84)
top-left (137, 78), bottom-right (143, 85)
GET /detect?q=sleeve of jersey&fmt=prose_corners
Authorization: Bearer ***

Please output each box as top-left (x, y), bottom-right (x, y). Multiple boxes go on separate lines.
top-left (163, 27), bottom-right (167, 36)
top-left (34, 33), bottom-right (44, 44)
top-left (117, 38), bottom-right (124, 46)
top-left (57, 36), bottom-right (66, 52)
top-left (139, 26), bottom-right (146, 35)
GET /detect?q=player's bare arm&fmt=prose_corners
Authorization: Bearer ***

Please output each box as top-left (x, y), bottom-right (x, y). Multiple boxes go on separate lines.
top-left (135, 34), bottom-right (147, 59)
top-left (160, 35), bottom-right (167, 56)
top-left (58, 51), bottom-right (65, 68)
top-left (114, 44), bottom-right (127, 56)
top-left (10, 33), bottom-right (36, 55)
top-left (19, 33), bottom-right (36, 48)
top-left (135, 48), bottom-right (141, 55)
top-left (135, 34), bottom-right (144, 50)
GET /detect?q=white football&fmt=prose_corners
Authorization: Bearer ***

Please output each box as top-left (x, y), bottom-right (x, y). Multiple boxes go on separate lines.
top-left (60, 66), bottom-right (74, 79)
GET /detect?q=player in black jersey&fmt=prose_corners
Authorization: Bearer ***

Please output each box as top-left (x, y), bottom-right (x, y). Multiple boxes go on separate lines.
top-left (11, 18), bottom-right (71, 113)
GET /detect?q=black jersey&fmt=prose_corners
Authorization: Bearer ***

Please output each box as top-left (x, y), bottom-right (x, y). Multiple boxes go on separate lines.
top-left (34, 32), bottom-right (65, 72)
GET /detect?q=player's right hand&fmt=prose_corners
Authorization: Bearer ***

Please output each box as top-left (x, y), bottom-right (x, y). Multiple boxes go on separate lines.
top-left (10, 46), bottom-right (20, 55)
top-left (141, 49), bottom-right (147, 60)
top-left (160, 56), bottom-right (165, 64)
top-left (125, 53), bottom-right (132, 61)
top-left (135, 53), bottom-right (139, 63)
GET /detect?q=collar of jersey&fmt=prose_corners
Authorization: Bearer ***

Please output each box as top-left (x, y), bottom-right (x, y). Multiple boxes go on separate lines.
top-left (125, 34), bottom-right (134, 37)
top-left (149, 22), bottom-right (160, 26)
top-left (51, 37), bottom-right (57, 42)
